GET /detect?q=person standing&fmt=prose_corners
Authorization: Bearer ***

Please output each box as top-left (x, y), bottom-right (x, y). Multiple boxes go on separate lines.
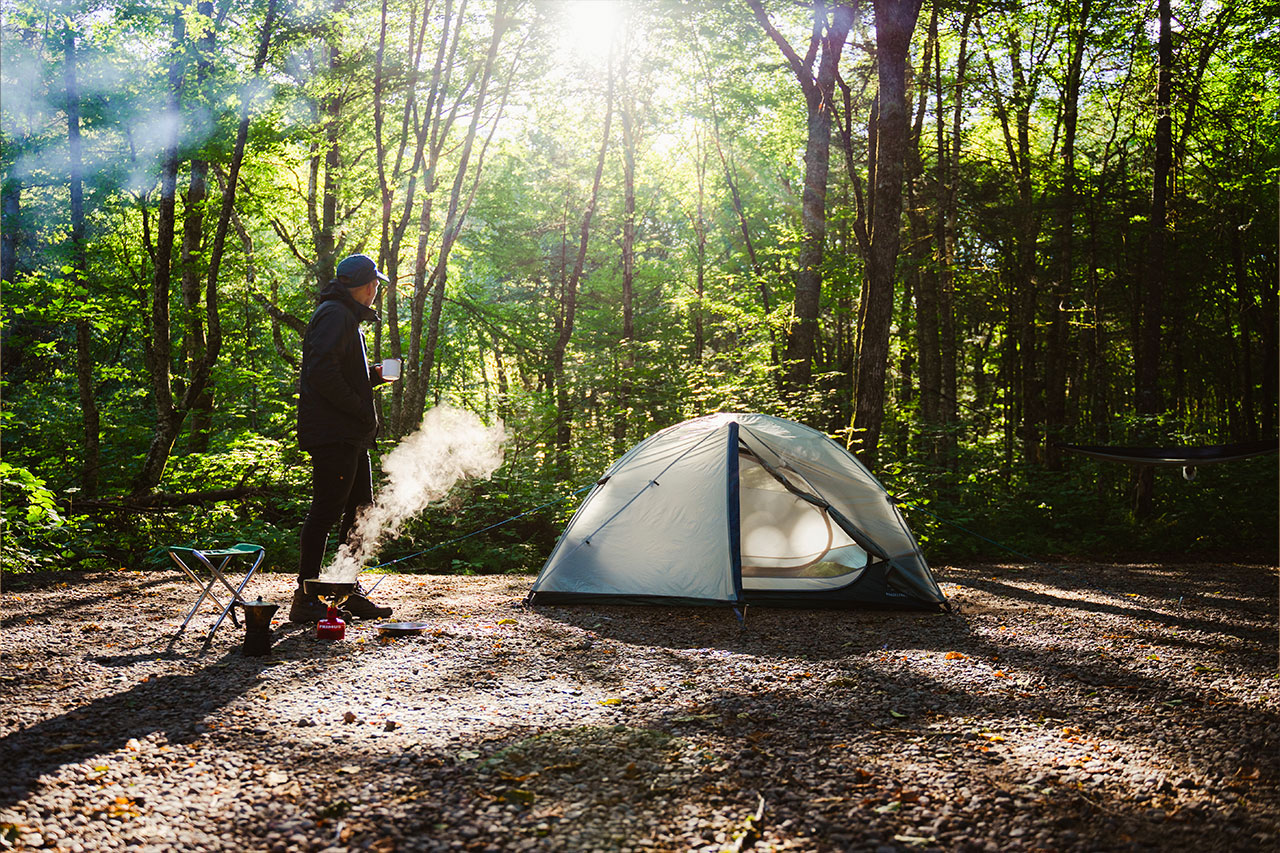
top-left (290, 253), bottom-right (396, 623)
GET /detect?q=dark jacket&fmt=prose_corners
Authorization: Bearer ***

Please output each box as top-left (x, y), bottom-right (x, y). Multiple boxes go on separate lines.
top-left (297, 282), bottom-right (383, 450)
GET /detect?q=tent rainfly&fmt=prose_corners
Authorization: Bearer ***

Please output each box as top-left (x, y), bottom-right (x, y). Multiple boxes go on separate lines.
top-left (527, 413), bottom-right (947, 610)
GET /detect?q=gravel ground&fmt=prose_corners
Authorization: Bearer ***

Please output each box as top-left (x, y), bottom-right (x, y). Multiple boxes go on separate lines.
top-left (1, 560), bottom-right (1277, 853)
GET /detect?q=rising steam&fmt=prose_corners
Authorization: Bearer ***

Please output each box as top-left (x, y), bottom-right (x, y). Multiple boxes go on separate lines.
top-left (319, 406), bottom-right (507, 583)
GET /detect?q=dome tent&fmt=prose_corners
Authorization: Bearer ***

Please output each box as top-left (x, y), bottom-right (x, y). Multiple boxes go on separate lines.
top-left (527, 413), bottom-right (946, 610)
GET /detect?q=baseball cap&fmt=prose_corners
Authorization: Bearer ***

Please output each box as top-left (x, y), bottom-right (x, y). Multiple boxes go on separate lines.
top-left (335, 253), bottom-right (390, 288)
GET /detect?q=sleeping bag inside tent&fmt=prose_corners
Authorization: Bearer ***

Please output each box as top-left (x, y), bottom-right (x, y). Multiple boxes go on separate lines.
top-left (526, 413), bottom-right (946, 610)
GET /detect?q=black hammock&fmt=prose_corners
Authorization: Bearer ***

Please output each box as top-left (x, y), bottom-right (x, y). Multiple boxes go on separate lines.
top-left (1057, 439), bottom-right (1278, 467)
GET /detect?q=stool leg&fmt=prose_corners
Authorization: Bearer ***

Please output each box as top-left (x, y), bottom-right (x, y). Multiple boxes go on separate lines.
top-left (170, 555), bottom-right (222, 635)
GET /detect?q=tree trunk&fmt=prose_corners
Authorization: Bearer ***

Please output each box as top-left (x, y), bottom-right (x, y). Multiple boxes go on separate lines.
top-left (413, 2), bottom-right (517, 431)
top-left (316, 0), bottom-right (345, 289)
top-left (1231, 224), bottom-right (1257, 439)
top-left (908, 13), bottom-right (942, 458)
top-left (707, 92), bottom-right (775, 366)
top-left (614, 73), bottom-right (637, 452)
top-left (0, 177), bottom-right (17, 287)
top-left (1045, 0), bottom-right (1092, 469)
top-left (1135, 0), bottom-right (1173, 518)
top-left (373, 0), bottom-right (435, 432)
top-left (693, 128), bottom-right (708, 362)
top-left (64, 7), bottom-right (100, 496)
top-left (132, 4), bottom-right (188, 495)
top-left (399, 0), bottom-right (461, 434)
top-left (934, 2), bottom-right (973, 472)
top-left (133, 0), bottom-right (276, 493)
top-left (747, 0), bottom-right (855, 394)
top-left (552, 64), bottom-right (614, 473)
top-left (180, 155), bottom-right (211, 450)
top-left (850, 0), bottom-right (923, 464)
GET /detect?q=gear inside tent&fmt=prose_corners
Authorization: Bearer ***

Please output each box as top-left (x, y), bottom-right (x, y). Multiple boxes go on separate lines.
top-left (526, 413), bottom-right (946, 610)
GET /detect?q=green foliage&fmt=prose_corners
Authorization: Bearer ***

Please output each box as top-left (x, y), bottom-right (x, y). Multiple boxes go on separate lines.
top-left (1, 0), bottom-right (1275, 580)
top-left (883, 447), bottom-right (1279, 564)
top-left (0, 461), bottom-right (98, 573)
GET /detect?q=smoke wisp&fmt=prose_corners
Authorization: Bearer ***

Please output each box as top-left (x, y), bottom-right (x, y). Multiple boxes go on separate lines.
top-left (319, 405), bottom-right (507, 583)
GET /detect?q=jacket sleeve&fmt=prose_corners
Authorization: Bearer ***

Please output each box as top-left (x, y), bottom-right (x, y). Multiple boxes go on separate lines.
top-left (302, 306), bottom-right (370, 422)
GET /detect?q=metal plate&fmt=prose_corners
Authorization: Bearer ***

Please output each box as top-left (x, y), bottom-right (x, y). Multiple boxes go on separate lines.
top-left (376, 622), bottom-right (431, 636)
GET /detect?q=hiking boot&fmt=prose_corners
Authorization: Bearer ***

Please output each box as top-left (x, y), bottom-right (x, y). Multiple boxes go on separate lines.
top-left (289, 588), bottom-right (349, 623)
top-left (344, 581), bottom-right (393, 620)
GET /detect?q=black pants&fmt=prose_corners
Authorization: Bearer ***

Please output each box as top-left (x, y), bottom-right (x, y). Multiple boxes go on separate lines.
top-left (298, 442), bottom-right (373, 584)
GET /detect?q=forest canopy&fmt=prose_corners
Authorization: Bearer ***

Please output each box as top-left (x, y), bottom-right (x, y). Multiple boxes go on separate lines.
top-left (2, 0), bottom-right (1277, 573)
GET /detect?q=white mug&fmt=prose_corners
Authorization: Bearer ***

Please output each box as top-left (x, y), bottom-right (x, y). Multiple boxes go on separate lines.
top-left (381, 358), bottom-right (401, 380)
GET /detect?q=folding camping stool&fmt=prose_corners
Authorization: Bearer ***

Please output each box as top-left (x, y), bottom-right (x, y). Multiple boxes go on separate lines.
top-left (166, 542), bottom-right (265, 649)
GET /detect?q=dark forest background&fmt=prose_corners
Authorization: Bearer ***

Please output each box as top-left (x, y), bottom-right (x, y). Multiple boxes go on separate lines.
top-left (2, 0), bottom-right (1277, 575)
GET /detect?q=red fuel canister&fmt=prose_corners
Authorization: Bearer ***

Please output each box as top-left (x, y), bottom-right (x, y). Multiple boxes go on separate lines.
top-left (316, 606), bottom-right (345, 640)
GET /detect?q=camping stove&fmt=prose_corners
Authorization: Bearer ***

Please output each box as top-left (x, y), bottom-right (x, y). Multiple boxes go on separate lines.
top-left (304, 579), bottom-right (355, 641)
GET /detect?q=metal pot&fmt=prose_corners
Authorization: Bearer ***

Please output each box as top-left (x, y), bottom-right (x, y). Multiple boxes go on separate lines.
top-left (304, 579), bottom-right (356, 604)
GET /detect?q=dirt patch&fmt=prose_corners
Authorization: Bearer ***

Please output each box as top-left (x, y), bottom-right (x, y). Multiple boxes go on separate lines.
top-left (1, 560), bottom-right (1277, 852)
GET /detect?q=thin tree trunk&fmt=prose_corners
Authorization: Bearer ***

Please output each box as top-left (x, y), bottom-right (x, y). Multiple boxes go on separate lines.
top-left (908, 12), bottom-right (942, 457)
top-left (707, 91), bottom-right (775, 366)
top-left (316, 0), bottom-right (345, 289)
top-left (132, 3), bottom-right (188, 495)
top-left (614, 71), bottom-right (637, 452)
top-left (850, 0), bottom-right (923, 464)
top-left (180, 153), bottom-right (211, 449)
top-left (936, 3), bottom-right (973, 471)
top-left (1135, 0), bottom-right (1173, 517)
top-left (693, 128), bottom-right (707, 362)
top-left (1231, 225), bottom-right (1257, 439)
top-left (65, 8), bottom-right (100, 496)
top-left (0, 178), bottom-right (17, 287)
top-left (133, 0), bottom-right (277, 493)
top-left (1045, 0), bottom-right (1092, 469)
top-left (747, 0), bottom-right (855, 394)
top-left (414, 1), bottom-right (517, 430)
top-left (936, 6), bottom-right (962, 466)
top-left (552, 63), bottom-right (615, 473)
top-left (401, 0), bottom-right (463, 434)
